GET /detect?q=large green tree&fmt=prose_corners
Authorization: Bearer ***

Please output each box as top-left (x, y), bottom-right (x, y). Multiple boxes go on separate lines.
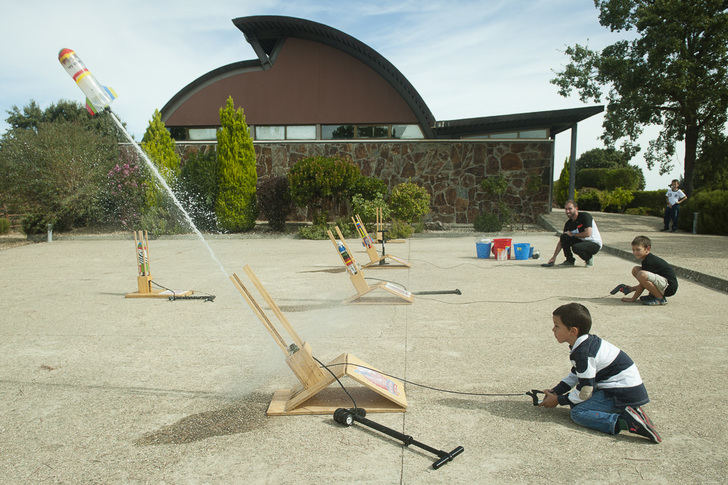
top-left (140, 109), bottom-right (180, 196)
top-left (551, 0), bottom-right (728, 194)
top-left (216, 96), bottom-right (257, 232)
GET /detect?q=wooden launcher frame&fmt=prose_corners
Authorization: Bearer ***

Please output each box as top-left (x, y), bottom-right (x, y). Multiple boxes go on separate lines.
top-left (125, 230), bottom-right (193, 299)
top-left (230, 265), bottom-right (407, 415)
top-left (327, 226), bottom-right (413, 304)
top-left (352, 214), bottom-right (410, 269)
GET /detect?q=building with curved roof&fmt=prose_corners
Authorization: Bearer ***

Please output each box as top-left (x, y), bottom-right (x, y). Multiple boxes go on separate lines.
top-left (160, 15), bottom-right (602, 223)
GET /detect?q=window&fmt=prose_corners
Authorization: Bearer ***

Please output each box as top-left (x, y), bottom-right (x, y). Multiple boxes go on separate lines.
top-left (188, 128), bottom-right (218, 141)
top-left (256, 126), bottom-right (285, 140)
top-left (392, 124), bottom-right (424, 139)
top-left (518, 129), bottom-right (549, 139)
top-left (357, 125), bottom-right (389, 138)
top-left (286, 125), bottom-right (316, 140)
top-left (322, 124), bottom-right (354, 139)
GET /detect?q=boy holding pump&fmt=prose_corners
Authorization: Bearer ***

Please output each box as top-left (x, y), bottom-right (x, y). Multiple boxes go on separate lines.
top-left (611, 235), bottom-right (677, 306)
top-left (539, 303), bottom-right (661, 443)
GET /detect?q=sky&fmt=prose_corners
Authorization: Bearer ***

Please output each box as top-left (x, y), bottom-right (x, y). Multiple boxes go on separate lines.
top-left (0, 0), bottom-right (685, 190)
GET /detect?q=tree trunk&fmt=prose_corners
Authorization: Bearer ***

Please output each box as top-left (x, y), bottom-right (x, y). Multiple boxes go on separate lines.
top-left (683, 123), bottom-right (699, 195)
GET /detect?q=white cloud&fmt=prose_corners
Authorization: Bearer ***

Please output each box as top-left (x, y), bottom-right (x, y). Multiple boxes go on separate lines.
top-left (0, 0), bottom-right (684, 189)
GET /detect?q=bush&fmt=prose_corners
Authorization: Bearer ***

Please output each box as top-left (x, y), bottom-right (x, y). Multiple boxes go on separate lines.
top-left (100, 152), bottom-right (145, 230)
top-left (351, 193), bottom-right (390, 225)
top-left (473, 212), bottom-right (502, 232)
top-left (625, 207), bottom-right (651, 215)
top-left (627, 190), bottom-right (665, 216)
top-left (576, 188), bottom-right (602, 211)
top-left (387, 219), bottom-right (414, 239)
top-left (179, 148), bottom-right (218, 231)
top-left (21, 213), bottom-right (50, 235)
top-left (257, 176), bottom-right (292, 232)
top-left (297, 218), bottom-right (356, 240)
top-left (554, 159), bottom-right (572, 207)
top-left (576, 167), bottom-right (642, 191)
top-left (288, 156), bottom-right (361, 222)
top-left (679, 189), bottom-right (728, 235)
top-left (0, 217), bottom-right (9, 234)
top-left (353, 176), bottom-right (387, 201)
top-left (601, 187), bottom-right (634, 212)
top-left (389, 181), bottom-right (430, 223)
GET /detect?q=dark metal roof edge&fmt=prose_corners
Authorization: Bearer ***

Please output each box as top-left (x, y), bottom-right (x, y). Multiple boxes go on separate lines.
top-left (160, 59), bottom-right (263, 122)
top-left (232, 15), bottom-right (435, 137)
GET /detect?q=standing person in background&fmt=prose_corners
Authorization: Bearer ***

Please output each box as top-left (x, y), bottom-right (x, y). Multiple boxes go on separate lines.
top-left (662, 180), bottom-right (687, 232)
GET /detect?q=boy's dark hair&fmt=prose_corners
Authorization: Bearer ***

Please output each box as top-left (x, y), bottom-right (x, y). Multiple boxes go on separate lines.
top-left (671, 179), bottom-right (680, 184)
top-left (553, 303), bottom-right (592, 336)
top-left (632, 235), bottom-right (652, 249)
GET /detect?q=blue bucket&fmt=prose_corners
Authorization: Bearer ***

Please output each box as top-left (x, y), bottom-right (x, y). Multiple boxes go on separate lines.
top-left (514, 243), bottom-right (531, 260)
top-left (476, 241), bottom-right (491, 259)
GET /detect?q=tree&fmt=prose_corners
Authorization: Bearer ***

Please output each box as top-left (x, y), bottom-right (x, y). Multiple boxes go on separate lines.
top-left (551, 0), bottom-right (728, 195)
top-left (141, 109), bottom-right (180, 186)
top-left (575, 147), bottom-right (645, 189)
top-left (216, 96), bottom-right (257, 232)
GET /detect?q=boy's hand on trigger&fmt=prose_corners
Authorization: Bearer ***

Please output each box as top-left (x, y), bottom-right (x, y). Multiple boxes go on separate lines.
top-left (539, 390), bottom-right (559, 408)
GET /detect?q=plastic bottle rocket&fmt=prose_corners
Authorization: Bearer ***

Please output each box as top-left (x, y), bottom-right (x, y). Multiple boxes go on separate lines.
top-left (137, 242), bottom-right (149, 276)
top-left (338, 242), bottom-right (358, 275)
top-left (58, 48), bottom-right (117, 115)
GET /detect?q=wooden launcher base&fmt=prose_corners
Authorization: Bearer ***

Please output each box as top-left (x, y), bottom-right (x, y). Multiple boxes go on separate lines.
top-left (125, 275), bottom-right (193, 299)
top-left (231, 265), bottom-right (407, 416)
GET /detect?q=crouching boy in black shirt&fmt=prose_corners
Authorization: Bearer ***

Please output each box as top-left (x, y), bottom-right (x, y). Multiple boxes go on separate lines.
top-left (614, 235), bottom-right (678, 306)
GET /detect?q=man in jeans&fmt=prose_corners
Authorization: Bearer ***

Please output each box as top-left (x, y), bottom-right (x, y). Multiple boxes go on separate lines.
top-left (543, 200), bottom-right (602, 267)
top-left (662, 179), bottom-right (687, 232)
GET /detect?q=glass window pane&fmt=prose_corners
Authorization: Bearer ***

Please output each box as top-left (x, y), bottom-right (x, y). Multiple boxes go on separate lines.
top-left (488, 132), bottom-right (518, 139)
top-left (518, 129), bottom-right (549, 139)
top-left (392, 124), bottom-right (424, 139)
top-left (357, 125), bottom-right (389, 138)
top-left (256, 126), bottom-right (285, 140)
top-left (286, 125), bottom-right (316, 140)
top-left (188, 128), bottom-right (217, 141)
top-left (322, 125), bottom-right (354, 139)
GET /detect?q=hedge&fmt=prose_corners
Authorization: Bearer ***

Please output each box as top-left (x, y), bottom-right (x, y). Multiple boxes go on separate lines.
top-left (678, 190), bottom-right (728, 235)
top-left (576, 167), bottom-right (642, 191)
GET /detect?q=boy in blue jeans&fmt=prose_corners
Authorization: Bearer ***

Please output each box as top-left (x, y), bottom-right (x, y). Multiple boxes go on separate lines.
top-left (539, 303), bottom-right (661, 443)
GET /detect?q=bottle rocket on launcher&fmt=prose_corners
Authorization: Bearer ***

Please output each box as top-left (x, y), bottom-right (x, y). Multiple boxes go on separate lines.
top-left (58, 48), bottom-right (117, 115)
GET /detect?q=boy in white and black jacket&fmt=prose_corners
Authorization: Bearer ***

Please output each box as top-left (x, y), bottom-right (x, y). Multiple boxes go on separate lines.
top-left (539, 303), bottom-right (661, 443)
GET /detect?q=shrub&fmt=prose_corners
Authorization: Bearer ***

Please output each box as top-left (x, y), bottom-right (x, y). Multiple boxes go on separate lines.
top-left (625, 207), bottom-right (651, 215)
top-left (353, 176), bottom-right (387, 201)
top-left (480, 174), bottom-right (513, 226)
top-left (100, 152), bottom-right (145, 230)
top-left (679, 189), bottom-right (728, 235)
top-left (389, 181), bottom-right (430, 223)
top-left (554, 158), bottom-right (572, 207)
top-left (297, 218), bottom-right (356, 240)
top-left (140, 109), bottom-right (181, 208)
top-left (473, 212), bottom-right (502, 232)
top-left (257, 176), bottom-right (292, 232)
top-left (351, 193), bottom-right (390, 225)
top-left (288, 156), bottom-right (361, 223)
top-left (179, 148), bottom-right (218, 231)
top-left (21, 213), bottom-right (50, 235)
top-left (627, 190), bottom-right (665, 216)
top-left (388, 218), bottom-right (414, 239)
top-left (576, 167), bottom-right (642, 191)
top-left (216, 96), bottom-right (258, 232)
top-left (601, 187), bottom-right (634, 213)
top-left (0, 217), bottom-right (9, 234)
top-left (576, 188), bottom-right (602, 211)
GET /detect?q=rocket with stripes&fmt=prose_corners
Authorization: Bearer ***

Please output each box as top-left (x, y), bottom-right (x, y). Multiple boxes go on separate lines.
top-left (58, 48), bottom-right (117, 115)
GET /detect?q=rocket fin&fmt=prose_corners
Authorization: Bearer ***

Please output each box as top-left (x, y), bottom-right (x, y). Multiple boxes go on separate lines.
top-left (85, 99), bottom-right (98, 116)
top-left (103, 85), bottom-right (117, 100)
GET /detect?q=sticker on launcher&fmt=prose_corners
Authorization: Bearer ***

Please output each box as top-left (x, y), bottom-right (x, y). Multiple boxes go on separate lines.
top-left (354, 367), bottom-right (400, 396)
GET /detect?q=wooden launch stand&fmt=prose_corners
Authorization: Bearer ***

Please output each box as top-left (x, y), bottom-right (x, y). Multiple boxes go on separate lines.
top-left (230, 265), bottom-right (407, 415)
top-left (125, 230), bottom-right (193, 299)
top-left (327, 226), bottom-right (413, 304)
top-left (374, 207), bottom-right (404, 244)
top-left (352, 214), bottom-right (410, 268)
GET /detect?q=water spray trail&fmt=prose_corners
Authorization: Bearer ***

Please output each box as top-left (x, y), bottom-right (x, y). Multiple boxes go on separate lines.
top-left (108, 110), bottom-right (227, 276)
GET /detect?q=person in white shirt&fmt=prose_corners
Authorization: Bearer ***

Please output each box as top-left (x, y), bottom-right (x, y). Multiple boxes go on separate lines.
top-left (662, 179), bottom-right (687, 232)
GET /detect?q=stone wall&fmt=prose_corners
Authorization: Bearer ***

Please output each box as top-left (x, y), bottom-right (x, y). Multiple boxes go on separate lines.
top-left (174, 139), bottom-right (553, 224)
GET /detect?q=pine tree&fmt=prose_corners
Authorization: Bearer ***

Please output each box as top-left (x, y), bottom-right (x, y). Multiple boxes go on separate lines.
top-left (216, 96), bottom-right (257, 232)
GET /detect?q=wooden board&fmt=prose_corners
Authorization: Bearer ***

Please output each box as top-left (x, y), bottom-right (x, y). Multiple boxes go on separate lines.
top-left (125, 289), bottom-right (193, 299)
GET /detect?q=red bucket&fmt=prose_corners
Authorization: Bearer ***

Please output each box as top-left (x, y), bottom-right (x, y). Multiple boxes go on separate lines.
top-left (491, 238), bottom-right (513, 259)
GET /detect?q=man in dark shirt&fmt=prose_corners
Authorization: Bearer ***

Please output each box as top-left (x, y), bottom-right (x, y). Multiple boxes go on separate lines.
top-left (617, 235), bottom-right (678, 306)
top-left (543, 200), bottom-right (603, 267)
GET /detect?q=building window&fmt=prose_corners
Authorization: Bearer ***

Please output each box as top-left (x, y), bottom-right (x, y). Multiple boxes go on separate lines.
top-left (256, 126), bottom-right (285, 140)
top-left (357, 125), bottom-right (389, 138)
top-left (322, 124), bottom-right (354, 139)
top-left (188, 128), bottom-right (218, 141)
top-left (392, 124), bottom-right (424, 139)
top-left (286, 125), bottom-right (316, 140)
top-left (518, 129), bottom-right (549, 139)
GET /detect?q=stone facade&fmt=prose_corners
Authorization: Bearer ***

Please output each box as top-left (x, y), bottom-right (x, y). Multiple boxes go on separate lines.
top-left (174, 139), bottom-right (553, 224)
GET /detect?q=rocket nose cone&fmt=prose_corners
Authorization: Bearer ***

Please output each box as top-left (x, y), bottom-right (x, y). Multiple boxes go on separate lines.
top-left (58, 48), bottom-right (74, 60)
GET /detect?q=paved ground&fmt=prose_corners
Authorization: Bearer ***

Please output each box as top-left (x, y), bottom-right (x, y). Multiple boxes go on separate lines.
top-left (1, 216), bottom-right (727, 483)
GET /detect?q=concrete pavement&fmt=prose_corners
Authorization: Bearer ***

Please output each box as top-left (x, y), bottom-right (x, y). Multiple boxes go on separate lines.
top-left (1, 225), bottom-right (727, 483)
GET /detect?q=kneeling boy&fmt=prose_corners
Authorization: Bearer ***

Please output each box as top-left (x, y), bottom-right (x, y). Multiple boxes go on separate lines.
top-left (540, 303), bottom-right (661, 443)
top-left (613, 235), bottom-right (677, 306)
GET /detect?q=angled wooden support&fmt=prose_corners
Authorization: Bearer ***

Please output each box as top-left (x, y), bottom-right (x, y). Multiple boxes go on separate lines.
top-left (352, 214), bottom-right (410, 268)
top-left (125, 230), bottom-right (192, 299)
top-left (231, 265), bottom-right (407, 415)
top-left (327, 226), bottom-right (413, 304)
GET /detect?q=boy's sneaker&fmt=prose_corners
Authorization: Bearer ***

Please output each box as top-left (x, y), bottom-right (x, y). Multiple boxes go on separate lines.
top-left (585, 257), bottom-right (594, 267)
top-left (642, 297), bottom-right (667, 305)
top-left (623, 406), bottom-right (661, 443)
top-left (559, 260), bottom-right (575, 266)
top-left (610, 283), bottom-right (631, 295)
top-left (639, 295), bottom-right (656, 302)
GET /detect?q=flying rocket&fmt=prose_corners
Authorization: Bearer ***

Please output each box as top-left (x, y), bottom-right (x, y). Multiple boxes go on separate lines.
top-left (58, 48), bottom-right (117, 115)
